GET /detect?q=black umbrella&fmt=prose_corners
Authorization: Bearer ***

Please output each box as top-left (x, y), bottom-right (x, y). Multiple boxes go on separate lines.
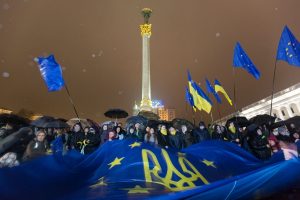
top-left (172, 118), bottom-right (194, 131)
top-left (42, 120), bottom-right (70, 128)
top-left (250, 114), bottom-right (276, 126)
top-left (125, 116), bottom-right (148, 131)
top-left (271, 116), bottom-right (300, 130)
top-left (226, 116), bottom-right (250, 127)
top-left (0, 114), bottom-right (30, 127)
top-left (104, 109), bottom-right (128, 119)
top-left (31, 116), bottom-right (56, 128)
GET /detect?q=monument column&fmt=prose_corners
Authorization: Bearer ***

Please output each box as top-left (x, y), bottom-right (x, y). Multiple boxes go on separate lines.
top-left (140, 8), bottom-right (153, 111)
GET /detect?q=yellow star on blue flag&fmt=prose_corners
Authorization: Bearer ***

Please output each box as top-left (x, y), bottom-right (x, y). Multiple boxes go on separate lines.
top-left (202, 159), bottom-right (217, 168)
top-left (129, 142), bottom-right (142, 148)
top-left (108, 157), bottom-right (124, 169)
top-left (122, 185), bottom-right (154, 194)
top-left (90, 177), bottom-right (107, 189)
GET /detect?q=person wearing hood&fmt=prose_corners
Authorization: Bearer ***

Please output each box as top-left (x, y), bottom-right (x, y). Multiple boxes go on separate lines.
top-left (168, 127), bottom-right (182, 150)
top-left (23, 130), bottom-right (49, 161)
top-left (192, 121), bottom-right (211, 143)
top-left (82, 127), bottom-right (101, 154)
top-left (157, 125), bottom-right (169, 148)
top-left (180, 125), bottom-right (194, 148)
top-left (226, 122), bottom-right (242, 146)
top-left (70, 123), bottom-right (84, 151)
top-left (247, 124), bottom-right (271, 160)
top-left (126, 126), bottom-right (138, 140)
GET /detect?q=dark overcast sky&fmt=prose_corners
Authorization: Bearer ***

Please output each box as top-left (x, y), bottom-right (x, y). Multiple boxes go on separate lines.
top-left (1, 0), bottom-right (300, 123)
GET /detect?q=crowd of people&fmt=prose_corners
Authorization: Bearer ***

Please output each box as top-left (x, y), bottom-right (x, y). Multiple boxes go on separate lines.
top-left (0, 115), bottom-right (300, 168)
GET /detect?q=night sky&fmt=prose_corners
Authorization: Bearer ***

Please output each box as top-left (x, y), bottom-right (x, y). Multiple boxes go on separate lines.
top-left (1, 0), bottom-right (300, 123)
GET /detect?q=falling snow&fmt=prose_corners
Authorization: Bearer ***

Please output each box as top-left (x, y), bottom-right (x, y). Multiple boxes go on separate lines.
top-left (3, 3), bottom-right (10, 10)
top-left (194, 58), bottom-right (198, 63)
top-left (2, 72), bottom-right (10, 78)
top-left (82, 69), bottom-right (87, 72)
top-left (216, 32), bottom-right (221, 37)
top-left (0, 24), bottom-right (3, 29)
top-left (92, 54), bottom-right (96, 58)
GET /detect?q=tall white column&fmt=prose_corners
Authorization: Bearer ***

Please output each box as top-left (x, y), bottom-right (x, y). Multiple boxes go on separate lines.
top-left (140, 9), bottom-right (153, 112)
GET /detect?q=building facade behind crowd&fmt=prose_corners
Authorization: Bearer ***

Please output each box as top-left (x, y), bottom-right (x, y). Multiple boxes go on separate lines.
top-left (0, 118), bottom-right (299, 168)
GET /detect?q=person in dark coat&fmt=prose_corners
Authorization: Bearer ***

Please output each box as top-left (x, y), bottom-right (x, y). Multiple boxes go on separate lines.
top-left (157, 125), bottom-right (169, 148)
top-left (192, 121), bottom-right (211, 143)
top-left (83, 127), bottom-right (101, 154)
top-left (23, 130), bottom-right (49, 161)
top-left (114, 126), bottom-right (126, 140)
top-left (70, 123), bottom-right (85, 152)
top-left (211, 125), bottom-right (226, 141)
top-left (180, 125), bottom-right (194, 148)
top-left (134, 123), bottom-right (144, 141)
top-left (247, 124), bottom-right (271, 160)
top-left (168, 127), bottom-right (182, 150)
top-left (126, 126), bottom-right (139, 140)
top-left (100, 125), bottom-right (109, 145)
top-left (226, 122), bottom-right (242, 146)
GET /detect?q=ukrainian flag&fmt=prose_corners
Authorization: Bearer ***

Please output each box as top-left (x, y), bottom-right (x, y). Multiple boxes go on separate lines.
top-left (214, 79), bottom-right (233, 106)
top-left (192, 81), bottom-right (212, 114)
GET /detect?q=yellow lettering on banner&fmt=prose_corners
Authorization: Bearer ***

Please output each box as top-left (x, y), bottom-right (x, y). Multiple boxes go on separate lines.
top-left (142, 149), bottom-right (209, 191)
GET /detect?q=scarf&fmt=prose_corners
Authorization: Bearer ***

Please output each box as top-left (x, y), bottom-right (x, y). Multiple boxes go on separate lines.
top-left (161, 129), bottom-right (167, 136)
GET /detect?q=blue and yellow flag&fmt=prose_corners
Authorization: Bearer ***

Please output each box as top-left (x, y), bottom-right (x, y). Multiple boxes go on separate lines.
top-left (0, 139), bottom-right (299, 200)
top-left (187, 70), bottom-right (202, 111)
top-left (277, 26), bottom-right (300, 67)
top-left (205, 78), bottom-right (222, 104)
top-left (35, 54), bottom-right (65, 92)
top-left (214, 79), bottom-right (233, 106)
top-left (192, 82), bottom-right (212, 114)
top-left (233, 42), bottom-right (261, 79)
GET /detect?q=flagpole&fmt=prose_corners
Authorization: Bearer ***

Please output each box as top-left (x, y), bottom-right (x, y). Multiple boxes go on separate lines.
top-left (216, 103), bottom-right (222, 120)
top-left (232, 67), bottom-right (237, 114)
top-left (207, 93), bottom-right (214, 123)
top-left (64, 83), bottom-right (81, 121)
top-left (269, 61), bottom-right (278, 116)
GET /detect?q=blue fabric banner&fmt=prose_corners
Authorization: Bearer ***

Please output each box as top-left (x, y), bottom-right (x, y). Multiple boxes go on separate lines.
top-left (0, 140), bottom-right (299, 200)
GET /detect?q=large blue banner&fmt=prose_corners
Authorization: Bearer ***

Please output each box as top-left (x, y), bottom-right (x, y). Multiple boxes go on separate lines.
top-left (0, 140), bottom-right (299, 200)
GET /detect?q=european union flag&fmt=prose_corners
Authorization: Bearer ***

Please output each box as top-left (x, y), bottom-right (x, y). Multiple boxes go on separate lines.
top-left (205, 78), bottom-right (222, 104)
top-left (0, 140), bottom-right (299, 200)
top-left (277, 26), bottom-right (300, 67)
top-left (35, 55), bottom-right (65, 92)
top-left (233, 42), bottom-right (261, 79)
top-left (185, 86), bottom-right (195, 108)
